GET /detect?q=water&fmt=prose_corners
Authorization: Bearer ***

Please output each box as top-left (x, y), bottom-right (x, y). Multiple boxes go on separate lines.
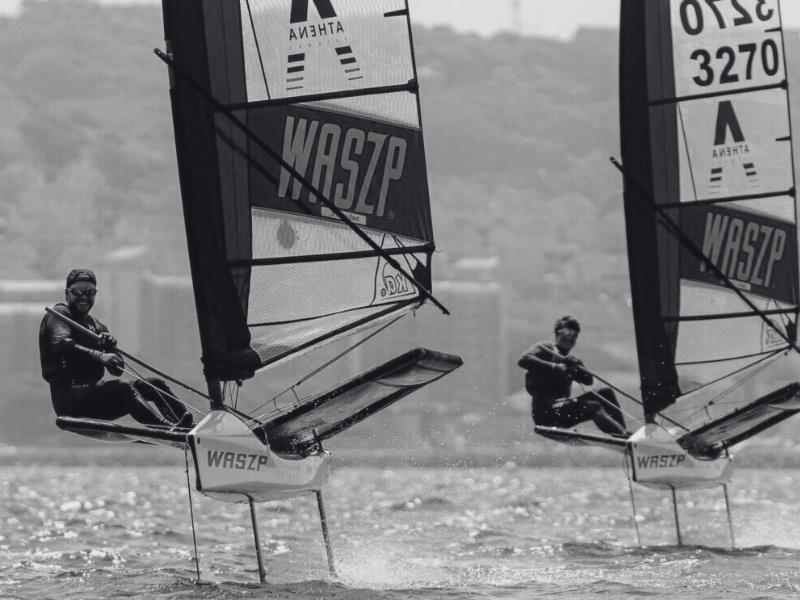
top-left (1, 456), bottom-right (800, 599)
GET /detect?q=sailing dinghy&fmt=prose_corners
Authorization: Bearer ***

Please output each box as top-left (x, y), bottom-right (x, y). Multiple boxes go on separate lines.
top-left (536, 0), bottom-right (800, 545)
top-left (55, 0), bottom-right (462, 580)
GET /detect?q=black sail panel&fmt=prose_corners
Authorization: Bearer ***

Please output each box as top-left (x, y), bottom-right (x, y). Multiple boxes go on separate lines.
top-left (163, 0), bottom-right (435, 380)
top-left (162, 0), bottom-right (259, 380)
top-left (620, 0), bottom-right (800, 422)
top-left (620, 0), bottom-right (681, 419)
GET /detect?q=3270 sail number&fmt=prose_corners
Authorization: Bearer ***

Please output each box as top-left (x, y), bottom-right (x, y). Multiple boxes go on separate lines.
top-left (690, 41), bottom-right (780, 86)
top-left (680, 0), bottom-right (774, 35)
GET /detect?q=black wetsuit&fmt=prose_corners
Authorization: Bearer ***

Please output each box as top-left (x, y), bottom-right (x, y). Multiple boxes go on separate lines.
top-left (518, 341), bottom-right (626, 435)
top-left (39, 303), bottom-right (189, 426)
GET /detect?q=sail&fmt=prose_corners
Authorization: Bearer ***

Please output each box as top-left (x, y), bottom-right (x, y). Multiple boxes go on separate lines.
top-left (620, 0), bottom-right (800, 422)
top-left (162, 0), bottom-right (434, 381)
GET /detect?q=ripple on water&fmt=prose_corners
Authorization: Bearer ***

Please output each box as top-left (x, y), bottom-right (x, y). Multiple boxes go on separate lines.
top-left (2, 466), bottom-right (800, 599)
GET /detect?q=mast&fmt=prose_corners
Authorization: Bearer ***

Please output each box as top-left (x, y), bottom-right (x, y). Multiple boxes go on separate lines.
top-left (619, 0), bottom-right (681, 420)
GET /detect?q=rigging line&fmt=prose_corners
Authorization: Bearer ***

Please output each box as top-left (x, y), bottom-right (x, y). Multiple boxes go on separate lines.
top-left (121, 363), bottom-right (173, 420)
top-left (154, 48), bottom-right (450, 317)
top-left (674, 346), bottom-right (790, 366)
top-left (293, 313), bottom-right (406, 388)
top-left (370, 233), bottom-right (389, 305)
top-left (707, 354), bottom-right (777, 408)
top-left (677, 351), bottom-right (784, 422)
top-left (574, 380), bottom-right (644, 427)
top-left (675, 348), bottom-right (782, 408)
top-left (677, 103), bottom-right (700, 202)
top-left (670, 354), bottom-right (782, 425)
top-left (610, 157), bottom-right (800, 356)
top-left (243, 0), bottom-right (271, 101)
top-left (248, 296), bottom-right (419, 327)
top-left (45, 306), bottom-right (213, 402)
top-left (252, 301), bottom-right (419, 375)
top-left (250, 314), bottom-right (405, 420)
top-left (121, 363), bottom-right (206, 418)
top-left (390, 234), bottom-right (426, 269)
top-left (537, 343), bottom-right (688, 431)
top-left (389, 234), bottom-right (428, 288)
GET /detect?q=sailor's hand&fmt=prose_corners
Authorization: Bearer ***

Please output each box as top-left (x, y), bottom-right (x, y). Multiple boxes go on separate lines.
top-left (100, 352), bottom-right (124, 374)
top-left (552, 363), bottom-right (568, 374)
top-left (99, 332), bottom-right (118, 350)
top-left (564, 355), bottom-right (582, 367)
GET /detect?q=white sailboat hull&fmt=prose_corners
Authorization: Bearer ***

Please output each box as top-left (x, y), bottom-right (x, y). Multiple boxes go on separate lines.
top-left (189, 410), bottom-right (331, 502)
top-left (628, 425), bottom-right (733, 490)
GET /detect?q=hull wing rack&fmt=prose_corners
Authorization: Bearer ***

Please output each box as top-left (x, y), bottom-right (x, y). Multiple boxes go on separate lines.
top-left (55, 416), bottom-right (190, 447)
top-left (534, 425), bottom-right (628, 451)
top-left (678, 383), bottom-right (800, 457)
top-left (258, 348), bottom-right (462, 455)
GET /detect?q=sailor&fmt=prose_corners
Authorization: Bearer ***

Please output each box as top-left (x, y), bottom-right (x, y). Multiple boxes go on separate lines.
top-left (39, 268), bottom-right (193, 429)
top-left (518, 315), bottom-right (629, 437)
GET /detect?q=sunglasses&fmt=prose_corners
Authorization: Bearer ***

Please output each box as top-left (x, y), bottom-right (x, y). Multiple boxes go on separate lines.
top-left (69, 287), bottom-right (97, 298)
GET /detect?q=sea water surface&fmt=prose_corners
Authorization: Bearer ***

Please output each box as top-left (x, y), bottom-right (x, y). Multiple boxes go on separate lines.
top-left (1, 451), bottom-right (800, 599)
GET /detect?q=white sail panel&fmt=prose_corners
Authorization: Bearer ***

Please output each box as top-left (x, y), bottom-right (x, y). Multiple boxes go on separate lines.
top-left (247, 247), bottom-right (425, 324)
top-left (668, 353), bottom-right (796, 430)
top-left (241, 0), bottom-right (413, 101)
top-left (251, 207), bottom-right (427, 260)
top-left (675, 279), bottom-right (792, 355)
top-left (249, 303), bottom-right (416, 365)
top-left (307, 95), bottom-right (420, 129)
top-left (675, 89), bottom-right (792, 202)
top-left (669, 0), bottom-right (784, 98)
top-left (677, 279), bottom-right (796, 318)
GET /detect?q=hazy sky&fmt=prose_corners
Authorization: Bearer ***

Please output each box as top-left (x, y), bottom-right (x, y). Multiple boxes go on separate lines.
top-left (412, 1), bottom-right (800, 38)
top-left (1, 0), bottom-right (800, 39)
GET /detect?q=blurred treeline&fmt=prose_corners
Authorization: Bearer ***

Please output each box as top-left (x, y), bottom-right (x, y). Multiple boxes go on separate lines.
top-left (7, 3), bottom-right (800, 385)
top-left (0, 2), bottom-right (635, 373)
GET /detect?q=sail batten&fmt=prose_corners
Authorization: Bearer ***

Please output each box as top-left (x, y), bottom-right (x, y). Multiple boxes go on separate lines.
top-left (660, 190), bottom-right (796, 208)
top-left (649, 81), bottom-right (788, 106)
top-left (222, 82), bottom-right (417, 111)
top-left (229, 245), bottom-right (433, 267)
top-left (665, 308), bottom-right (798, 322)
top-left (620, 0), bottom-right (800, 421)
top-left (164, 0), bottom-right (438, 381)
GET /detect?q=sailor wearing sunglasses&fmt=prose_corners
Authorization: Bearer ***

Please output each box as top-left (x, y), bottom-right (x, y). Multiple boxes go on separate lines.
top-left (39, 269), bottom-right (193, 429)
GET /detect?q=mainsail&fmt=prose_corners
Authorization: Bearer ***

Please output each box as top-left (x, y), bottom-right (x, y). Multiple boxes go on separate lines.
top-left (162, 0), bottom-right (437, 382)
top-left (619, 0), bottom-right (800, 426)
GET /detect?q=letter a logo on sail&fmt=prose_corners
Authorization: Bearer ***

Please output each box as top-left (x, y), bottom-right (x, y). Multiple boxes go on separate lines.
top-left (713, 100), bottom-right (745, 146)
top-left (286, 0), bottom-right (363, 93)
top-left (290, 0), bottom-right (337, 24)
top-left (708, 101), bottom-right (758, 195)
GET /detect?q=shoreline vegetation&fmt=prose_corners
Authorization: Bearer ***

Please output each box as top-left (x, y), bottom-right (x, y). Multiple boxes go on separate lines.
top-left (3, 3), bottom-right (800, 453)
